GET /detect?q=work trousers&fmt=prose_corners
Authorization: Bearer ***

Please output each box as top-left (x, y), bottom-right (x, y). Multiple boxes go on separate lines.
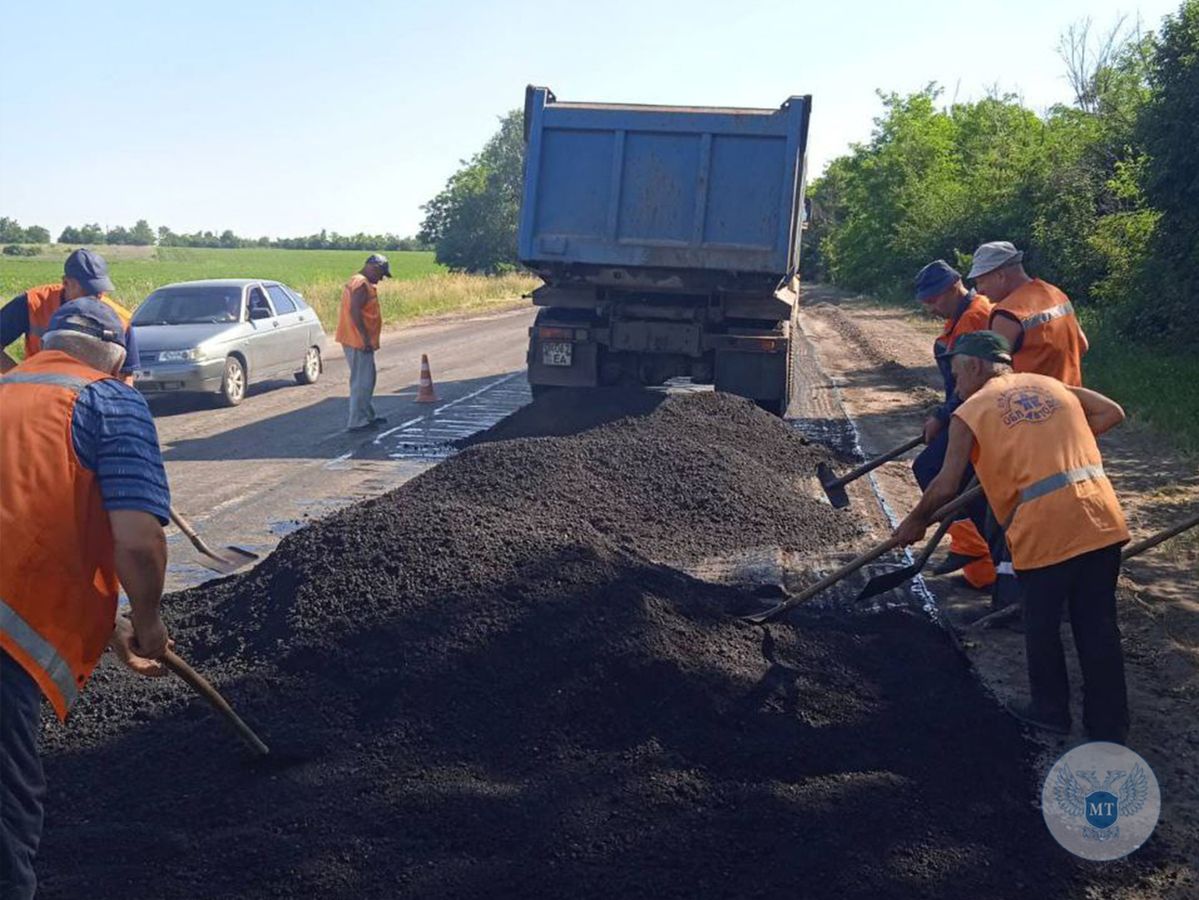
top-left (343, 345), bottom-right (378, 429)
top-left (0, 651), bottom-right (44, 900)
top-left (1018, 543), bottom-right (1129, 743)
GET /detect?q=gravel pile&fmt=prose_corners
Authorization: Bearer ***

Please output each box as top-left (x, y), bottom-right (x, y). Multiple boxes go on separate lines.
top-left (35, 393), bottom-right (1159, 898)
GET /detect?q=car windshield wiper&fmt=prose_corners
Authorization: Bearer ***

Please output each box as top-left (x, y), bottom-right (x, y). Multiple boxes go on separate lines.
top-left (134, 319), bottom-right (172, 326)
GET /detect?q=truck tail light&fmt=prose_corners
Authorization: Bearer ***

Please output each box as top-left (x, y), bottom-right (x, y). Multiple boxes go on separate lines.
top-left (737, 337), bottom-right (783, 352)
top-left (537, 326), bottom-right (574, 340)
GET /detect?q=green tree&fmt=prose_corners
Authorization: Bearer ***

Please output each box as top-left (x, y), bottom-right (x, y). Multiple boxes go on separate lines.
top-left (420, 109), bottom-right (524, 274)
top-left (1131, 0), bottom-right (1199, 340)
top-left (130, 219), bottom-right (155, 245)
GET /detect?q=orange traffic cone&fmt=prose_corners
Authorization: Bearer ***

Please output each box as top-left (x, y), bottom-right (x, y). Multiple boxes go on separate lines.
top-left (415, 354), bottom-right (438, 403)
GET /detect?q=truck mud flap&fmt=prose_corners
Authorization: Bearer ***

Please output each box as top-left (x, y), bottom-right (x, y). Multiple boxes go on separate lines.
top-left (713, 347), bottom-right (787, 401)
top-left (528, 339), bottom-right (600, 388)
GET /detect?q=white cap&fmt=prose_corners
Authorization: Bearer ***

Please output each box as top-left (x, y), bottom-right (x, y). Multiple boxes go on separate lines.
top-left (968, 241), bottom-right (1024, 279)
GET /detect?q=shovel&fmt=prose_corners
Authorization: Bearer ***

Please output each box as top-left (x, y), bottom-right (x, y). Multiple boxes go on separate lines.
top-left (169, 507), bottom-right (259, 575)
top-left (817, 434), bottom-right (923, 509)
top-left (972, 509), bottom-right (1199, 630)
top-left (741, 484), bottom-right (984, 623)
top-left (855, 477), bottom-right (981, 601)
top-left (163, 649), bottom-right (270, 757)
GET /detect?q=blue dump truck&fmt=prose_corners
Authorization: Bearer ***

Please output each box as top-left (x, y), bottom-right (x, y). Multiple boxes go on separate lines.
top-left (519, 85), bottom-right (812, 414)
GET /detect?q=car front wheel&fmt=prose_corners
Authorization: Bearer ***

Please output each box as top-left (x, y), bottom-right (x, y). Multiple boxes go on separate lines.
top-left (219, 356), bottom-right (246, 406)
top-left (295, 346), bottom-right (321, 385)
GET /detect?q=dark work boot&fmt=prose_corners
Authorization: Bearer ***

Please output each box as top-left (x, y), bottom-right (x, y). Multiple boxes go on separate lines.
top-left (1005, 700), bottom-right (1071, 735)
top-left (933, 552), bottom-right (983, 576)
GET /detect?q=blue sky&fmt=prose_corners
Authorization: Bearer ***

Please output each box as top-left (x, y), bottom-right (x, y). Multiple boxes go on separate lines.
top-left (0, 0), bottom-right (1180, 240)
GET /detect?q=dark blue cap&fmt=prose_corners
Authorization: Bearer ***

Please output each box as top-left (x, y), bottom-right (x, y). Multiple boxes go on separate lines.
top-left (47, 298), bottom-right (127, 347)
top-left (914, 259), bottom-right (961, 301)
top-left (63, 248), bottom-right (115, 294)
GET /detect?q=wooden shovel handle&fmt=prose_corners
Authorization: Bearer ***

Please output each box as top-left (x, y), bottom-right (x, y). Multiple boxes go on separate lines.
top-left (747, 485), bottom-right (984, 622)
top-left (163, 649), bottom-right (270, 756)
top-left (169, 507), bottom-right (220, 559)
top-left (1122, 510), bottom-right (1199, 560)
top-left (831, 434), bottom-right (924, 488)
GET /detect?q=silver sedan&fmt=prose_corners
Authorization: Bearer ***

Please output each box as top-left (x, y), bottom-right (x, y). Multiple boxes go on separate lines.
top-left (131, 279), bottom-right (327, 406)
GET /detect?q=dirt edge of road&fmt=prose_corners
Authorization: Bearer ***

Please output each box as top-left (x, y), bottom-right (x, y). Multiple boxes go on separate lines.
top-left (796, 284), bottom-right (1198, 898)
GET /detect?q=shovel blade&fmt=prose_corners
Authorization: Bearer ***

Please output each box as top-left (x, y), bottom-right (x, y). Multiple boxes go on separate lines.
top-left (817, 462), bottom-right (850, 509)
top-left (195, 546), bottom-right (260, 575)
top-left (855, 564), bottom-right (921, 601)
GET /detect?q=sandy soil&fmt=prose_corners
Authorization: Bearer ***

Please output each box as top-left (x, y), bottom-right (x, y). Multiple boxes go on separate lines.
top-left (793, 284), bottom-right (1198, 897)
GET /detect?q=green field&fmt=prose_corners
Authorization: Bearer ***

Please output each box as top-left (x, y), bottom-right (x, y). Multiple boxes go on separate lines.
top-left (1, 245), bottom-right (539, 355)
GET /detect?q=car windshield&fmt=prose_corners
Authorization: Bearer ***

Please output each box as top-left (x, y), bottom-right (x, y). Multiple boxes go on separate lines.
top-left (132, 286), bottom-right (243, 325)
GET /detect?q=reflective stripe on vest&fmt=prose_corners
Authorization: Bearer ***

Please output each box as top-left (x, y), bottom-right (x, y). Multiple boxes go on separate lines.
top-left (1023, 300), bottom-right (1074, 331)
top-left (1003, 464), bottom-right (1106, 527)
top-left (0, 597), bottom-right (81, 709)
top-left (0, 371), bottom-right (92, 392)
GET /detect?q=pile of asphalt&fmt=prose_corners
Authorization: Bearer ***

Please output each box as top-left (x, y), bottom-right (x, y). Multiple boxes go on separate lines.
top-left (36, 393), bottom-right (1159, 898)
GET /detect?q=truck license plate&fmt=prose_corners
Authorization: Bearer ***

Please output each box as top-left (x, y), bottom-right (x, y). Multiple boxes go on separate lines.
top-left (541, 341), bottom-right (573, 367)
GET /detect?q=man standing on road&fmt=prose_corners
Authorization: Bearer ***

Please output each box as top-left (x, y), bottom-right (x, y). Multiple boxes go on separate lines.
top-left (1, 299), bottom-right (173, 898)
top-left (910, 260), bottom-right (995, 590)
top-left (335, 254), bottom-right (391, 432)
top-left (894, 331), bottom-right (1130, 741)
top-left (968, 241), bottom-right (1088, 385)
top-left (0, 248), bottom-right (140, 379)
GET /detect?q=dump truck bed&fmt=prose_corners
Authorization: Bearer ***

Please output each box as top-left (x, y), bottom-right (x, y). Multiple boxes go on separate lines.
top-left (519, 87), bottom-right (812, 286)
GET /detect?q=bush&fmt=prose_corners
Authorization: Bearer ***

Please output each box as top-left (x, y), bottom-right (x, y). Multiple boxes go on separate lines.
top-left (2, 244), bottom-right (39, 257)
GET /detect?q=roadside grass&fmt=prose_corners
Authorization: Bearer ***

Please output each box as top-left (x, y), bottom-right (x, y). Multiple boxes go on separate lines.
top-left (1, 244), bottom-right (539, 358)
top-left (839, 287), bottom-right (1198, 455)
top-left (1076, 310), bottom-right (1199, 455)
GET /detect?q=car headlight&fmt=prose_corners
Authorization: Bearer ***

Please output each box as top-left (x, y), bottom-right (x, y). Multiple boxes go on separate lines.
top-left (157, 349), bottom-right (199, 362)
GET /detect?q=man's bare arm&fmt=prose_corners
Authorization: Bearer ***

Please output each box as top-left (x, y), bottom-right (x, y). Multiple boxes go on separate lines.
top-left (1068, 386), bottom-right (1124, 436)
top-left (990, 311), bottom-right (1022, 354)
top-left (109, 509), bottom-right (169, 659)
top-left (894, 418), bottom-right (976, 544)
top-left (349, 284), bottom-right (372, 350)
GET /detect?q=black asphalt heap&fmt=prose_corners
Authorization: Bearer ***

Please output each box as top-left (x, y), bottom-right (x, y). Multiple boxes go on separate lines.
top-left (37, 393), bottom-right (1160, 898)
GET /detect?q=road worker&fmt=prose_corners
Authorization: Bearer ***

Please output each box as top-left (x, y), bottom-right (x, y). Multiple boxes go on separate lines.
top-left (967, 241), bottom-right (1088, 386)
top-left (910, 260), bottom-right (995, 590)
top-left (967, 242), bottom-right (1091, 607)
top-left (895, 331), bottom-right (1129, 741)
top-left (0, 248), bottom-right (140, 379)
top-left (0, 299), bottom-right (172, 899)
top-left (335, 253), bottom-right (391, 432)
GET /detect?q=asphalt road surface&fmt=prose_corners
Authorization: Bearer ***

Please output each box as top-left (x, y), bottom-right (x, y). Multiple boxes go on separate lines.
top-left (153, 304), bottom-right (535, 592)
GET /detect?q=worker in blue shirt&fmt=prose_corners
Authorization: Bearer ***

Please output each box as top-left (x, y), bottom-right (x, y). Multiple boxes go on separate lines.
top-left (0, 248), bottom-right (140, 378)
top-left (1, 298), bottom-right (170, 899)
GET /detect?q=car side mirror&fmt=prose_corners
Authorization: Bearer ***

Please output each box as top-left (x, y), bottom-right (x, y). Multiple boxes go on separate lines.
top-left (249, 307), bottom-right (272, 321)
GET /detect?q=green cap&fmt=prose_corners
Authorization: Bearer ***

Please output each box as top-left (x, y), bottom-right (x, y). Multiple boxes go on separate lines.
top-left (945, 330), bottom-right (1013, 364)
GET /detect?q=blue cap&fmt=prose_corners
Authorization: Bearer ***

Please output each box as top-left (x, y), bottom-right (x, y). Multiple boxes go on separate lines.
top-left (63, 248), bottom-right (115, 294)
top-left (914, 259), bottom-right (961, 301)
top-left (46, 298), bottom-right (127, 347)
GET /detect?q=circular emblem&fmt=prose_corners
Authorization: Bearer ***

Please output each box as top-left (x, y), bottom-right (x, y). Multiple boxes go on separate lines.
top-left (1041, 742), bottom-right (1160, 860)
top-left (998, 385), bottom-right (1059, 426)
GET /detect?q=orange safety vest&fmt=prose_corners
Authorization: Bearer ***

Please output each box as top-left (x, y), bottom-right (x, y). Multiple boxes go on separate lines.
top-left (954, 372), bottom-right (1128, 571)
top-left (334, 273), bottom-right (382, 350)
top-left (0, 351), bottom-right (121, 720)
top-left (25, 283), bottom-right (132, 357)
top-left (988, 279), bottom-right (1084, 386)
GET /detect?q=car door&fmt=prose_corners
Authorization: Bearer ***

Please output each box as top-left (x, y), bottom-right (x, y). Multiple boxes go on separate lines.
top-left (265, 283), bottom-right (307, 372)
top-left (244, 283), bottom-right (289, 376)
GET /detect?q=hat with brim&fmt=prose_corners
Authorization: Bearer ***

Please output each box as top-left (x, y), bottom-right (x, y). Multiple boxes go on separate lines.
top-left (967, 241), bottom-right (1024, 279)
top-left (45, 297), bottom-right (127, 348)
top-left (914, 259), bottom-right (961, 301)
top-left (365, 253), bottom-right (392, 278)
top-left (63, 248), bottom-right (115, 294)
top-left (943, 330), bottom-right (1012, 364)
